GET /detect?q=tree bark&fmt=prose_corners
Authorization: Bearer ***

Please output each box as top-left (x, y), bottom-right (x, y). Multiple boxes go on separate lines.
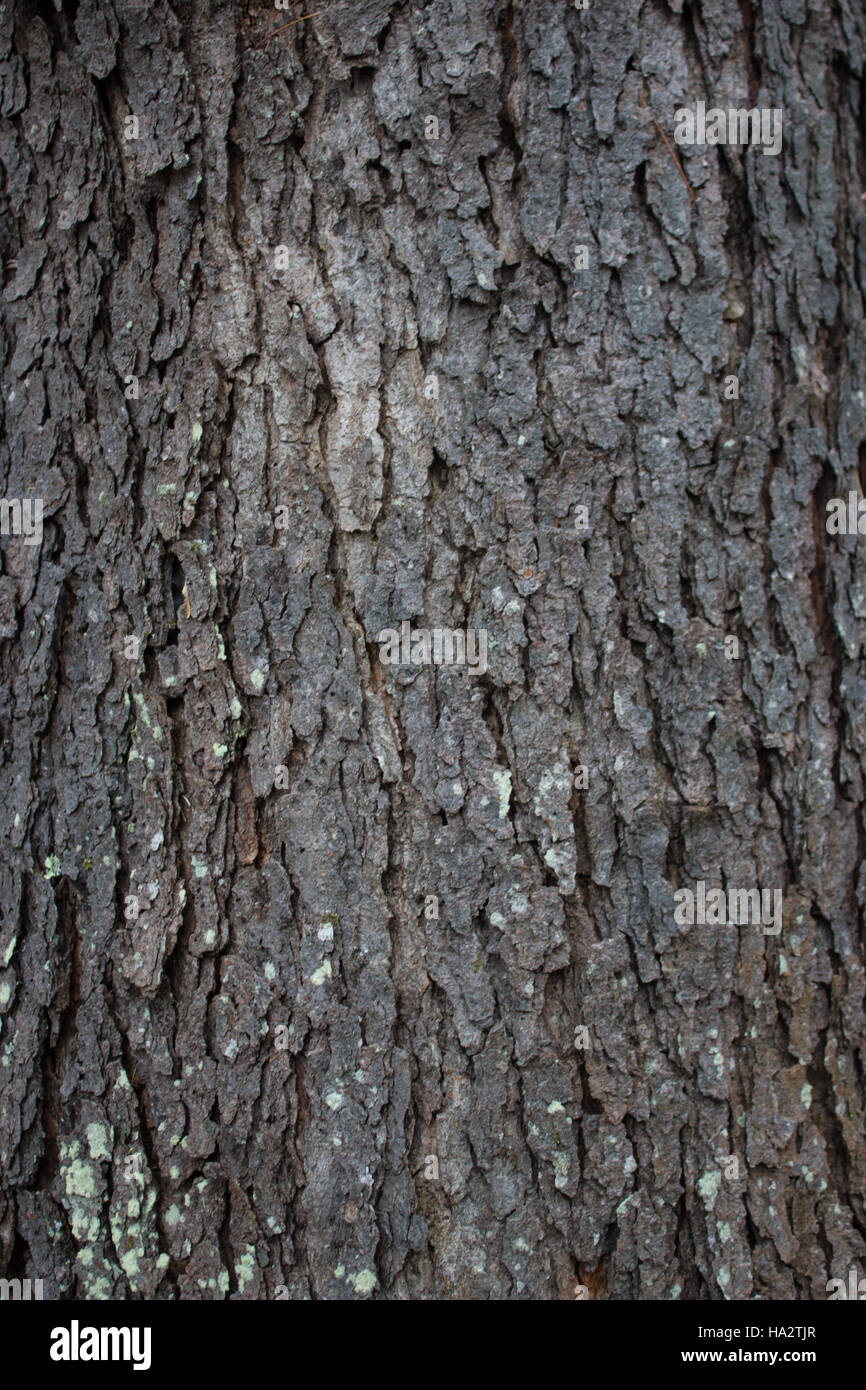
top-left (1, 0), bottom-right (865, 1300)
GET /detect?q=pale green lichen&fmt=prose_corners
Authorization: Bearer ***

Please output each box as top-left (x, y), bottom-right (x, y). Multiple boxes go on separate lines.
top-left (81, 1274), bottom-right (113, 1299)
top-left (235, 1245), bottom-right (257, 1292)
top-left (544, 844), bottom-right (571, 876)
top-left (65, 1159), bottom-right (98, 1199)
top-left (492, 768), bottom-right (512, 819)
top-left (86, 1123), bottom-right (112, 1161)
top-left (698, 1170), bottom-right (721, 1208)
top-left (70, 1208), bottom-right (100, 1242)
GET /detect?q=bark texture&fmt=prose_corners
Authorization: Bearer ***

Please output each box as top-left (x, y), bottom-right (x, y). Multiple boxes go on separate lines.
top-left (1, 0), bottom-right (866, 1300)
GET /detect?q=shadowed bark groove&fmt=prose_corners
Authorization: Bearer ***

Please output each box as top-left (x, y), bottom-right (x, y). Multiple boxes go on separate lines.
top-left (1, 0), bottom-right (865, 1300)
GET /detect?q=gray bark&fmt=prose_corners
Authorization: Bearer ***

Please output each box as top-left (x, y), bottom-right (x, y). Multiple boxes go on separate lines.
top-left (1, 0), bottom-right (865, 1300)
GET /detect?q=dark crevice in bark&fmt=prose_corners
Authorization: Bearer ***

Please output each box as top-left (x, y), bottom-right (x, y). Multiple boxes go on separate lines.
top-left (34, 877), bottom-right (80, 1191)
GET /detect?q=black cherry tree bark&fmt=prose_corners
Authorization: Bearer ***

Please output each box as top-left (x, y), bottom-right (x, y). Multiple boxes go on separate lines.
top-left (1, 0), bottom-right (865, 1300)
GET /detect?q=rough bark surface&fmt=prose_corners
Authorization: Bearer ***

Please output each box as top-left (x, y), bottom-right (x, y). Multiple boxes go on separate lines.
top-left (1, 0), bottom-right (865, 1301)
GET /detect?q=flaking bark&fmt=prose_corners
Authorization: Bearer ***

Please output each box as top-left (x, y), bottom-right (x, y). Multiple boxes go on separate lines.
top-left (1, 0), bottom-right (865, 1299)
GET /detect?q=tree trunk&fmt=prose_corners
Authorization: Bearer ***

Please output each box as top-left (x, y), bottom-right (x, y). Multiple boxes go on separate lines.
top-left (1, 0), bottom-right (865, 1301)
